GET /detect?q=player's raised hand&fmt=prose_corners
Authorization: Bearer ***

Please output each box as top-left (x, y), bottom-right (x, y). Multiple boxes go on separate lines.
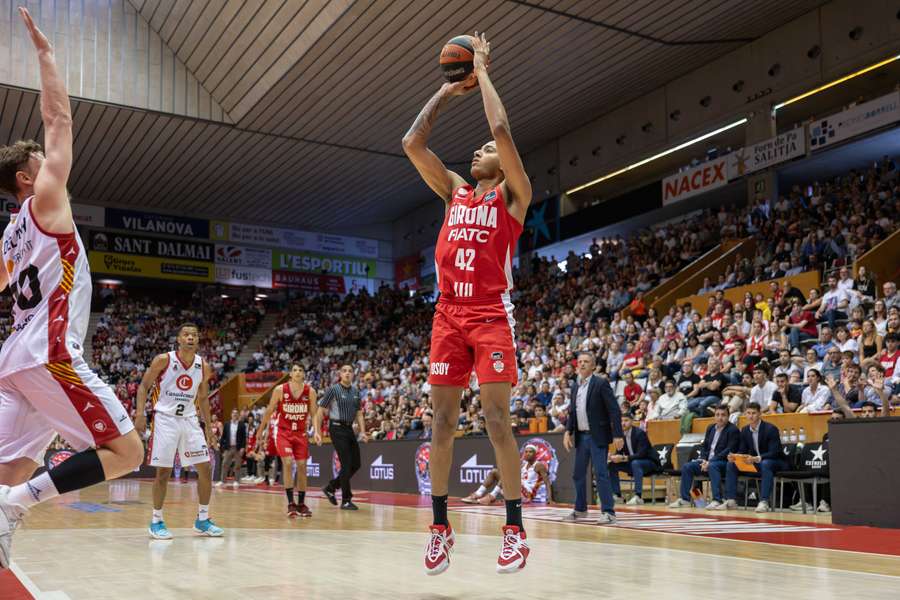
top-left (441, 75), bottom-right (477, 97)
top-left (19, 7), bottom-right (52, 53)
top-left (472, 31), bottom-right (491, 71)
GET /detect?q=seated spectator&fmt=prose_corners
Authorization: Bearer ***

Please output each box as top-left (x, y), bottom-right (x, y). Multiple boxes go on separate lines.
top-left (647, 379), bottom-right (687, 420)
top-left (669, 405), bottom-right (739, 509)
top-left (811, 327), bottom-right (837, 359)
top-left (687, 357), bottom-right (729, 416)
top-left (884, 281), bottom-right (899, 311)
top-left (799, 369), bottom-right (831, 413)
top-left (619, 341), bottom-right (646, 378)
top-left (858, 320), bottom-right (883, 364)
top-left (675, 360), bottom-right (700, 397)
top-left (608, 414), bottom-right (659, 505)
top-left (784, 301), bottom-right (818, 349)
top-left (816, 274), bottom-right (849, 331)
top-left (876, 333), bottom-right (900, 394)
top-left (773, 349), bottom-right (801, 379)
top-left (769, 373), bottom-right (802, 413)
top-left (855, 265), bottom-right (876, 298)
top-left (722, 402), bottom-right (787, 513)
top-left (820, 347), bottom-right (843, 382)
top-left (722, 372), bottom-right (753, 418)
top-left (622, 371), bottom-right (644, 409)
top-left (535, 381), bottom-right (553, 407)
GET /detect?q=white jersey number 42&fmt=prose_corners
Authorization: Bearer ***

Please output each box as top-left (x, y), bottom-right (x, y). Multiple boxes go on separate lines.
top-left (454, 248), bottom-right (475, 271)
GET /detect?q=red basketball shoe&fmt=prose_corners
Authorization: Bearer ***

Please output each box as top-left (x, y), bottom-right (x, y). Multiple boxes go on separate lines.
top-left (496, 525), bottom-right (529, 574)
top-left (298, 504), bottom-right (312, 518)
top-left (287, 503), bottom-right (299, 518)
top-left (424, 524), bottom-right (454, 576)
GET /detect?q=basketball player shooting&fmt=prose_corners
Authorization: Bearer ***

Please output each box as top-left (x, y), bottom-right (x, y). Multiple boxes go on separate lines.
top-left (257, 363), bottom-right (316, 518)
top-left (135, 324), bottom-right (223, 539)
top-left (0, 8), bottom-right (143, 569)
top-left (402, 32), bottom-right (533, 575)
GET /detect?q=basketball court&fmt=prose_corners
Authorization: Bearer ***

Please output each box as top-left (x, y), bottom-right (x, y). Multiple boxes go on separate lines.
top-left (3, 481), bottom-right (899, 599)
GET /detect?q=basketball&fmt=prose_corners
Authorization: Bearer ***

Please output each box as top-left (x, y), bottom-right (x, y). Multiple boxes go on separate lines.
top-left (440, 35), bottom-right (475, 82)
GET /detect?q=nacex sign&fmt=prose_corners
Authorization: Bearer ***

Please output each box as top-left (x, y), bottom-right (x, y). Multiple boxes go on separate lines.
top-left (662, 156), bottom-right (728, 205)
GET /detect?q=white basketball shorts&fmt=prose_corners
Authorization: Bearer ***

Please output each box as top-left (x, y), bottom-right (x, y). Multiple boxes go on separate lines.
top-left (148, 412), bottom-right (209, 468)
top-left (0, 357), bottom-right (134, 464)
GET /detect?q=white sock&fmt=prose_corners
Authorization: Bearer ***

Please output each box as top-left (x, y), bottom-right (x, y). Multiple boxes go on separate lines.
top-left (152, 509), bottom-right (164, 524)
top-left (475, 485), bottom-right (487, 497)
top-left (198, 505), bottom-right (210, 521)
top-left (490, 485), bottom-right (502, 498)
top-left (8, 473), bottom-right (59, 509)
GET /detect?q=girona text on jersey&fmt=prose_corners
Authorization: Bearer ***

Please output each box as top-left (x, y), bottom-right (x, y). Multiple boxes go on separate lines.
top-left (434, 185), bottom-right (522, 304)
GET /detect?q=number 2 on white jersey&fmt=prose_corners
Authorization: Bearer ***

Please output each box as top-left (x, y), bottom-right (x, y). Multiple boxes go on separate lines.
top-left (454, 248), bottom-right (475, 271)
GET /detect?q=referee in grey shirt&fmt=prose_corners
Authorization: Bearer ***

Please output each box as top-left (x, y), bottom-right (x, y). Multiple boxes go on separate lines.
top-left (313, 364), bottom-right (369, 510)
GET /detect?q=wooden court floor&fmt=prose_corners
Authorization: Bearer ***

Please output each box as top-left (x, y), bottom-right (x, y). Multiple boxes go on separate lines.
top-left (3, 479), bottom-right (900, 600)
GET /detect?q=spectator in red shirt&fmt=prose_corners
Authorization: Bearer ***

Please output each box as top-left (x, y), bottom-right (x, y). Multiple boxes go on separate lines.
top-left (619, 341), bottom-right (646, 378)
top-left (784, 300), bottom-right (818, 349)
top-left (622, 372), bottom-right (644, 408)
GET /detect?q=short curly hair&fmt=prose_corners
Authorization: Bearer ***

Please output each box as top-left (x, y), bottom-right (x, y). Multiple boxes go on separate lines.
top-left (0, 140), bottom-right (42, 195)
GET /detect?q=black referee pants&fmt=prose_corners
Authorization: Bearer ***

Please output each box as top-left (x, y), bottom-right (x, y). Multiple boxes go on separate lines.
top-left (327, 424), bottom-right (360, 501)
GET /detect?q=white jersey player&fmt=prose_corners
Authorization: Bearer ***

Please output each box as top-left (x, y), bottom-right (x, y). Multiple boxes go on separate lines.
top-left (135, 324), bottom-right (222, 539)
top-left (0, 8), bottom-right (143, 571)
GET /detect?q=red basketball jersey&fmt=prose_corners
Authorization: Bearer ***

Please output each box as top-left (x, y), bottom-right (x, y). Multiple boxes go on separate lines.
top-left (434, 184), bottom-right (522, 304)
top-left (276, 382), bottom-right (310, 433)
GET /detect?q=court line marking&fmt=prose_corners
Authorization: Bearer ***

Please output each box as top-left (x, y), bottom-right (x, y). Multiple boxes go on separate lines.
top-left (9, 561), bottom-right (73, 600)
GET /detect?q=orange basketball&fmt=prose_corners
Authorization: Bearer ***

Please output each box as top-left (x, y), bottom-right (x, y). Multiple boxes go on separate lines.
top-left (440, 35), bottom-right (475, 82)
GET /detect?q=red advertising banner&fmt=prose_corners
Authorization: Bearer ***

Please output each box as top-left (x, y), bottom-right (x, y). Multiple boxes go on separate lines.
top-left (242, 371), bottom-right (285, 393)
top-left (394, 254), bottom-right (421, 290)
top-left (272, 270), bottom-right (346, 293)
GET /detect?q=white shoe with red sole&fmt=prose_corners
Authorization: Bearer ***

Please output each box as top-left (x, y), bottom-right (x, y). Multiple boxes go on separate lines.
top-left (496, 525), bottom-right (529, 574)
top-left (424, 523), bottom-right (454, 576)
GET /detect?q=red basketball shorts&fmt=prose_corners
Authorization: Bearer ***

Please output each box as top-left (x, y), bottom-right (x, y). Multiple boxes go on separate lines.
top-left (428, 301), bottom-right (518, 388)
top-left (275, 429), bottom-right (309, 460)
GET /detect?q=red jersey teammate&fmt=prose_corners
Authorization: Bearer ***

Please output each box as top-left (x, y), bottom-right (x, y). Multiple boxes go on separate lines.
top-left (0, 9), bottom-right (143, 569)
top-left (258, 364), bottom-right (316, 517)
top-left (403, 33), bottom-right (532, 575)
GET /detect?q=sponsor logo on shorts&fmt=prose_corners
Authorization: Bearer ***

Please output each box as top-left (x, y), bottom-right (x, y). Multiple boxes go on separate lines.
top-left (459, 454), bottom-right (494, 483)
top-left (92, 420), bottom-right (108, 433)
top-left (82, 401), bottom-right (95, 413)
top-left (176, 374), bottom-right (193, 391)
top-left (430, 362), bottom-right (450, 376)
top-left (493, 360), bottom-right (504, 373)
top-left (370, 455), bottom-right (395, 480)
top-left (184, 450), bottom-right (207, 458)
top-left (491, 352), bottom-right (503, 360)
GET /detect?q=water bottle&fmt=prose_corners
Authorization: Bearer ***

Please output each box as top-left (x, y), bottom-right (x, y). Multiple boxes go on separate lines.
top-left (789, 428), bottom-right (797, 443)
top-left (798, 427), bottom-right (806, 443)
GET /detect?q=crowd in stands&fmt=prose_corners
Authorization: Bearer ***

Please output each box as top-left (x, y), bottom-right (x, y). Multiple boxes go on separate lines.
top-left (233, 157), bottom-right (898, 454)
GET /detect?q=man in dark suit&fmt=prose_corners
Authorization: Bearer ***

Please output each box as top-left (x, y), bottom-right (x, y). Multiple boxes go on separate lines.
top-left (563, 352), bottom-right (623, 524)
top-left (669, 405), bottom-right (739, 509)
top-left (608, 413), bottom-right (658, 505)
top-left (217, 408), bottom-right (247, 487)
top-left (724, 402), bottom-right (786, 513)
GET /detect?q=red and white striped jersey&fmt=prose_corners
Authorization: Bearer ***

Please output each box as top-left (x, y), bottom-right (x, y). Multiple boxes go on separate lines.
top-left (0, 197), bottom-right (91, 377)
top-left (434, 184), bottom-right (522, 305)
